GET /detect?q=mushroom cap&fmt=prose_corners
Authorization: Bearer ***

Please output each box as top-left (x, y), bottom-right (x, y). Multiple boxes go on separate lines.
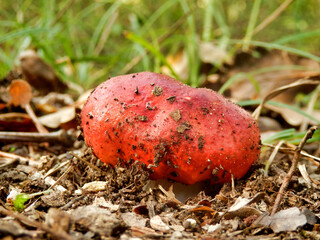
top-left (81, 72), bottom-right (260, 185)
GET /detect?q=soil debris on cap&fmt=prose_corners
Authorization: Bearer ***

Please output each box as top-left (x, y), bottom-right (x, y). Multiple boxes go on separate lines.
top-left (170, 109), bottom-right (181, 122)
top-left (137, 115), bottom-right (148, 122)
top-left (166, 96), bottom-right (176, 103)
top-left (198, 135), bottom-right (204, 149)
top-left (152, 86), bottom-right (163, 96)
top-left (176, 121), bottom-right (191, 133)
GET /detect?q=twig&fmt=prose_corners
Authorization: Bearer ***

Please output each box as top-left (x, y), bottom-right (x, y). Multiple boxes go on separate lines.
top-left (0, 130), bottom-right (75, 147)
top-left (264, 140), bottom-right (285, 176)
top-left (0, 150), bottom-right (30, 163)
top-left (0, 206), bottom-right (73, 240)
top-left (158, 185), bottom-right (183, 206)
top-left (25, 103), bottom-right (48, 134)
top-left (51, 0), bottom-right (76, 27)
top-left (47, 163), bottom-right (74, 191)
top-left (253, 0), bottom-right (294, 35)
top-left (271, 126), bottom-right (317, 216)
top-left (263, 142), bottom-right (320, 165)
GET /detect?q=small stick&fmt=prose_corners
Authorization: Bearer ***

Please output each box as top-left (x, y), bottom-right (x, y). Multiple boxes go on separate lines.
top-left (263, 142), bottom-right (320, 165)
top-left (0, 206), bottom-right (73, 240)
top-left (0, 130), bottom-right (75, 147)
top-left (271, 126), bottom-right (317, 216)
top-left (264, 140), bottom-right (285, 176)
top-left (0, 150), bottom-right (30, 162)
top-left (253, 0), bottom-right (294, 35)
top-left (24, 103), bottom-right (48, 133)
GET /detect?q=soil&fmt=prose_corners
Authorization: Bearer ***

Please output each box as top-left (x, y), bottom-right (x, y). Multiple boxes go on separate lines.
top-left (0, 132), bottom-right (320, 239)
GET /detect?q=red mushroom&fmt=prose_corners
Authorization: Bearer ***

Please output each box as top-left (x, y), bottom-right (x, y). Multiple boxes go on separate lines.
top-left (81, 72), bottom-right (260, 185)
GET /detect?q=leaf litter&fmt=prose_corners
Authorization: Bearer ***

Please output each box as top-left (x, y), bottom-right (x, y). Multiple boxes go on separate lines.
top-left (0, 49), bottom-right (320, 239)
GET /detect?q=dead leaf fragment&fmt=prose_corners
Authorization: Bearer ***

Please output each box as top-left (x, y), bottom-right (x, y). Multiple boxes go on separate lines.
top-left (19, 49), bottom-right (67, 94)
top-left (199, 42), bottom-right (233, 65)
top-left (45, 208), bottom-right (71, 232)
top-left (224, 207), bottom-right (261, 220)
top-left (70, 205), bottom-right (125, 237)
top-left (39, 106), bottom-right (76, 129)
top-left (161, 50), bottom-right (189, 81)
top-left (254, 207), bottom-right (307, 233)
top-left (131, 226), bottom-right (161, 237)
top-left (82, 181), bottom-right (107, 192)
top-left (150, 215), bottom-right (170, 233)
top-left (271, 207), bottom-right (307, 233)
top-left (121, 212), bottom-right (147, 227)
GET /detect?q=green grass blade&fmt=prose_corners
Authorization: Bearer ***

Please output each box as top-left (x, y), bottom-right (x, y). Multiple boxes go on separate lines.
top-left (230, 39), bottom-right (320, 62)
top-left (262, 128), bottom-right (320, 144)
top-left (262, 128), bottom-right (296, 144)
top-left (87, 1), bottom-right (122, 55)
top-left (179, 0), bottom-right (199, 87)
top-left (0, 27), bottom-right (48, 44)
top-left (242, 0), bottom-right (261, 51)
top-left (202, 0), bottom-right (214, 42)
top-left (141, 0), bottom-right (179, 33)
top-left (125, 31), bottom-right (179, 80)
top-left (219, 72), bottom-right (260, 94)
top-left (214, 0), bottom-right (230, 49)
top-left (274, 29), bottom-right (320, 44)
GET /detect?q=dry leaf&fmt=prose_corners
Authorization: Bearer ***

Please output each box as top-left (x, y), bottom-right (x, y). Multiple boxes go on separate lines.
top-left (93, 197), bottom-right (119, 212)
top-left (161, 50), bottom-right (189, 81)
top-left (150, 215), bottom-right (170, 233)
top-left (121, 212), bottom-right (147, 228)
top-left (228, 193), bottom-right (266, 212)
top-left (38, 106), bottom-right (76, 129)
top-left (19, 49), bottom-right (67, 94)
top-left (264, 104), bottom-right (320, 126)
top-left (189, 206), bottom-right (216, 213)
top-left (254, 207), bottom-right (309, 233)
top-left (224, 207), bottom-right (261, 220)
top-left (131, 226), bottom-right (160, 237)
top-left (82, 181), bottom-right (107, 192)
top-left (199, 42), bottom-right (233, 65)
top-left (252, 79), bottom-right (320, 122)
top-left (227, 50), bottom-right (320, 102)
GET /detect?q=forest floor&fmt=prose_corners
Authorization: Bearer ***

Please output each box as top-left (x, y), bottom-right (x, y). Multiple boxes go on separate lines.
top-left (1, 48), bottom-right (320, 239)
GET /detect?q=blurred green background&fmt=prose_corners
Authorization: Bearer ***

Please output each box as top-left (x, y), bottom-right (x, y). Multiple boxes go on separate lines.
top-left (1, 0), bottom-right (319, 89)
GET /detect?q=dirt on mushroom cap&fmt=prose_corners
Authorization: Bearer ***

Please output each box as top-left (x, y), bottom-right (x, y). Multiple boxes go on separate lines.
top-left (81, 72), bottom-right (260, 185)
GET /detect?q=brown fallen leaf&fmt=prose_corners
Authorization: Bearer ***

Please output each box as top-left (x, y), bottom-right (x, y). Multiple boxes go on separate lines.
top-left (19, 49), bottom-right (67, 94)
top-left (252, 78), bottom-right (320, 121)
top-left (189, 206), bottom-right (216, 213)
top-left (253, 207), bottom-right (308, 233)
top-left (0, 112), bottom-right (36, 131)
top-left (38, 106), bottom-right (75, 129)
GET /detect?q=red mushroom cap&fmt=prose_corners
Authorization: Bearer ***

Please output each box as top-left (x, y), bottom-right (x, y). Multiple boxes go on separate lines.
top-left (81, 72), bottom-right (260, 185)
